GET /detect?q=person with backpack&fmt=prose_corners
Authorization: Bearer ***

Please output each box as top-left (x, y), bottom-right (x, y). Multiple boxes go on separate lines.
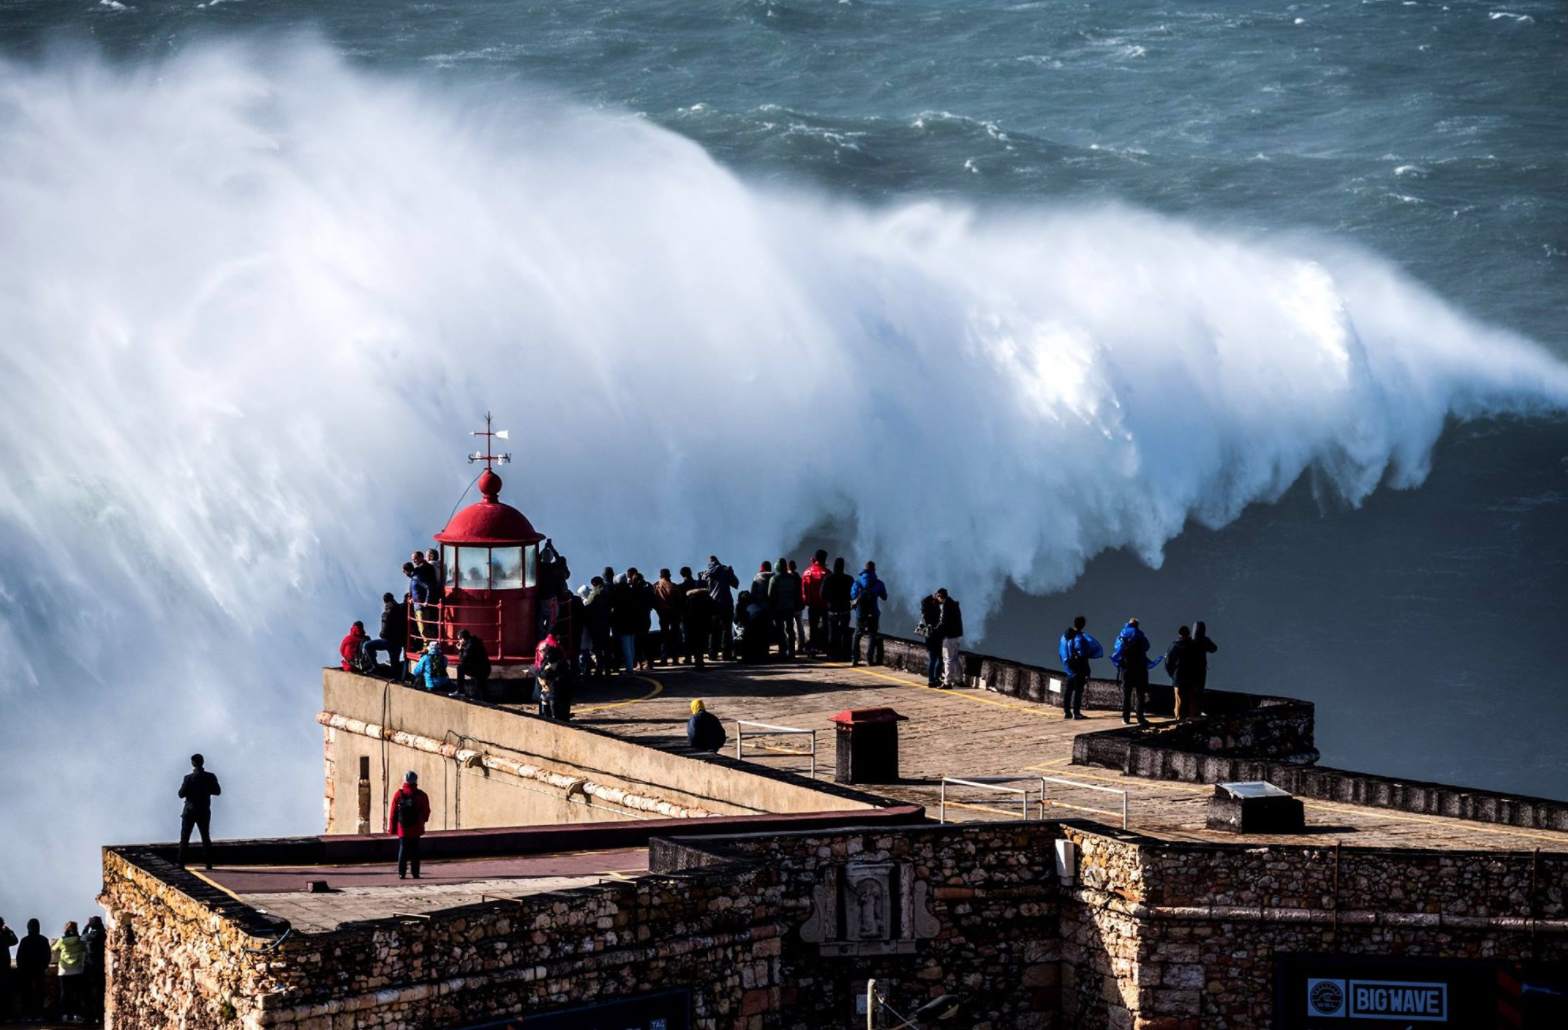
top-left (534, 632), bottom-right (571, 720)
top-left (51, 922), bottom-right (87, 1023)
top-left (388, 771), bottom-right (431, 880)
top-left (1112, 618), bottom-right (1162, 725)
top-left (702, 556), bottom-right (740, 660)
top-left (362, 593), bottom-right (407, 678)
top-left (456, 629), bottom-right (492, 701)
top-left (409, 640), bottom-right (451, 693)
top-left (801, 551), bottom-right (831, 656)
top-left (339, 621), bottom-right (370, 673)
top-left (918, 593), bottom-right (944, 687)
top-left (686, 699), bottom-right (727, 753)
top-left (1057, 615), bottom-right (1103, 720)
top-left (14, 919), bottom-right (49, 1022)
top-left (824, 557), bottom-right (855, 659)
top-left (177, 753), bottom-right (222, 870)
top-left (935, 589), bottom-right (964, 688)
top-left (850, 561), bottom-right (888, 666)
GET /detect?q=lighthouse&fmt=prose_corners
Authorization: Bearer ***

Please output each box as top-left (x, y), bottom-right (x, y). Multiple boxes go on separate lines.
top-left (416, 415), bottom-right (547, 667)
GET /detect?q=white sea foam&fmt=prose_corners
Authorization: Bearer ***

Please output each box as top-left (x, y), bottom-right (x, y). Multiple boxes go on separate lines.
top-left (1, 42), bottom-right (1566, 924)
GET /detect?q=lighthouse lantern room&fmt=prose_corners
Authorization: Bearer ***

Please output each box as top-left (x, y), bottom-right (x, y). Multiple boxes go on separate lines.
top-left (413, 415), bottom-right (545, 665)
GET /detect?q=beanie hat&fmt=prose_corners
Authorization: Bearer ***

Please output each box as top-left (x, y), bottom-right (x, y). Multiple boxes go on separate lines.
top-left (690, 699), bottom-right (705, 714)
top-left (405, 771), bottom-right (418, 784)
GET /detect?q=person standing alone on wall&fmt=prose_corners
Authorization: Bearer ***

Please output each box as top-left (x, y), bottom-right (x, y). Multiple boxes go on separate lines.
top-left (389, 771), bottom-right (431, 880)
top-left (178, 753), bottom-right (222, 869)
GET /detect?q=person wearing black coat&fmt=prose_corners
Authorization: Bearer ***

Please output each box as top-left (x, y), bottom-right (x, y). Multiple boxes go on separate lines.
top-left (0, 916), bottom-right (16, 1021)
top-left (457, 629), bottom-right (492, 701)
top-left (683, 580), bottom-right (713, 670)
top-left (1166, 622), bottom-right (1219, 717)
top-left (14, 919), bottom-right (49, 1022)
top-left (178, 753), bottom-right (222, 869)
top-left (935, 589), bottom-right (964, 688)
top-left (823, 558), bottom-right (855, 659)
top-left (919, 594), bottom-right (944, 687)
top-left (83, 915), bottom-right (106, 1025)
top-left (361, 593), bottom-right (407, 678)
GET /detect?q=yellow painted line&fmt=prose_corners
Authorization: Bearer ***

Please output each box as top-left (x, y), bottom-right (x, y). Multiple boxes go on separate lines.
top-left (186, 867), bottom-right (249, 904)
top-left (575, 674), bottom-right (663, 713)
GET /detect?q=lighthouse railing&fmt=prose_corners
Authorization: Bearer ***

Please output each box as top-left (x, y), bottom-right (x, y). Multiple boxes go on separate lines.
top-left (406, 599), bottom-right (510, 662)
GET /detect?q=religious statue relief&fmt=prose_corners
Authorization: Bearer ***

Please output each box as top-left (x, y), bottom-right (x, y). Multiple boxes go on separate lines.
top-left (800, 860), bottom-right (939, 956)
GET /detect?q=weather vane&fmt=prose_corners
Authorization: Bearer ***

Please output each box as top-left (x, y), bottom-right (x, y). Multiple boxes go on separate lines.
top-left (469, 412), bottom-right (511, 472)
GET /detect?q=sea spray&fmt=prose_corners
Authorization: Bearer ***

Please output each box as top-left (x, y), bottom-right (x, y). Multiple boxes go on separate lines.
top-left (0, 42), bottom-right (1565, 924)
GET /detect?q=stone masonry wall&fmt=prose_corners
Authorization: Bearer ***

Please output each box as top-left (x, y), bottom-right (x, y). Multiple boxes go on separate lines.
top-left (102, 823), bottom-right (1568, 1030)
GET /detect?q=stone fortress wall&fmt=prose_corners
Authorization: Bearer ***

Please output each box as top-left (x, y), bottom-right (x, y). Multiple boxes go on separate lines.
top-left (101, 819), bottom-right (1567, 1030)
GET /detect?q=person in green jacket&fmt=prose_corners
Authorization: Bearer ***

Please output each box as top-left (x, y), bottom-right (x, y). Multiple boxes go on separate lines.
top-left (51, 921), bottom-right (88, 1023)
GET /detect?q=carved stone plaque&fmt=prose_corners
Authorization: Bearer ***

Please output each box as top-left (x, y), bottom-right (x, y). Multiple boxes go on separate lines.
top-left (800, 860), bottom-right (940, 956)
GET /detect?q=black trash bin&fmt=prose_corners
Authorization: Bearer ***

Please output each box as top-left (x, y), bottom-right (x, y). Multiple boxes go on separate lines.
top-left (831, 707), bottom-right (908, 784)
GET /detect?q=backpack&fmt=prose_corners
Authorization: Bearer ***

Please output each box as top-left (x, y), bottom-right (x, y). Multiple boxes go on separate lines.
top-left (395, 790), bottom-right (420, 831)
top-left (855, 579), bottom-right (879, 614)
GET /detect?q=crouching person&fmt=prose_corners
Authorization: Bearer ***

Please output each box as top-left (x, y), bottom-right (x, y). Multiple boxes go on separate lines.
top-left (686, 699), bottom-right (727, 753)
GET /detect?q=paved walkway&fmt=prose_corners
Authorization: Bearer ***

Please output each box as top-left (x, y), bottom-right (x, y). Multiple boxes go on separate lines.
top-left (559, 657), bottom-right (1568, 852)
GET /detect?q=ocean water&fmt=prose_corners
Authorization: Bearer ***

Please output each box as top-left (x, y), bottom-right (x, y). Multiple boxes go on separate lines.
top-left (0, 1), bottom-right (1563, 924)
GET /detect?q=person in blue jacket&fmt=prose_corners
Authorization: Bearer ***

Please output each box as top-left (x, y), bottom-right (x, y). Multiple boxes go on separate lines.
top-left (850, 562), bottom-right (889, 666)
top-left (410, 641), bottom-right (452, 693)
top-left (1111, 618), bottom-right (1162, 725)
top-left (1057, 615), bottom-right (1103, 720)
top-left (686, 699), bottom-right (727, 753)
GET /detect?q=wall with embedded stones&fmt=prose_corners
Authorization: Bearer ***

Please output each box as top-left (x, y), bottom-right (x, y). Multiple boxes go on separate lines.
top-left (101, 821), bottom-right (1567, 1030)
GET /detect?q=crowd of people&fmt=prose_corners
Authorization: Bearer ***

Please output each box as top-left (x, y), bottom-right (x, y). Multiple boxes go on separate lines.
top-left (342, 541), bottom-right (1222, 729)
top-left (0, 914), bottom-right (106, 1024)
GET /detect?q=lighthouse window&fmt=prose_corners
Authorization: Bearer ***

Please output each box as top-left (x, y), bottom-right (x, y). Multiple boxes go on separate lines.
top-left (524, 543), bottom-right (537, 588)
top-left (442, 546), bottom-right (457, 589)
top-left (491, 547), bottom-right (524, 590)
top-left (458, 547), bottom-right (491, 590)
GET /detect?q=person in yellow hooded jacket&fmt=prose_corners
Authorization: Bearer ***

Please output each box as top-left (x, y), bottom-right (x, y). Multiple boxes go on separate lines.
top-left (51, 921), bottom-right (88, 1023)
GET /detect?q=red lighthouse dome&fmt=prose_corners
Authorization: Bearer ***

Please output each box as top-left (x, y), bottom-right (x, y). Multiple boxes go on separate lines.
top-left (418, 418), bottom-right (548, 667)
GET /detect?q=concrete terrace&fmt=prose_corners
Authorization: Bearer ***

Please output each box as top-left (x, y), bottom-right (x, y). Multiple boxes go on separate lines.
top-left (199, 847), bottom-right (650, 932)
top-left (558, 656), bottom-right (1568, 853)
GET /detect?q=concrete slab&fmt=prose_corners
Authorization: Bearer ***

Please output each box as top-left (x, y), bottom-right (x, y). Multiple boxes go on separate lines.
top-left (550, 657), bottom-right (1568, 853)
top-left (198, 848), bottom-right (649, 932)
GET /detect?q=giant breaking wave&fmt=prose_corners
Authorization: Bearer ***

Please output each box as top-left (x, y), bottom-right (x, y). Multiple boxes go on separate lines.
top-left (1, 42), bottom-right (1565, 923)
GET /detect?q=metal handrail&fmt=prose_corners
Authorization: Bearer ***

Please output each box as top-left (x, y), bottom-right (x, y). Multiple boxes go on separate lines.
top-left (1038, 775), bottom-right (1129, 830)
top-left (735, 721), bottom-right (817, 779)
top-left (939, 776), bottom-right (1039, 824)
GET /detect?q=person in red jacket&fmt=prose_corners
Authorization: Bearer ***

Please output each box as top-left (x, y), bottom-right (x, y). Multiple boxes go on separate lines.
top-left (339, 621), bottom-right (369, 672)
top-left (800, 550), bottom-right (830, 656)
top-left (388, 770), bottom-right (431, 879)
